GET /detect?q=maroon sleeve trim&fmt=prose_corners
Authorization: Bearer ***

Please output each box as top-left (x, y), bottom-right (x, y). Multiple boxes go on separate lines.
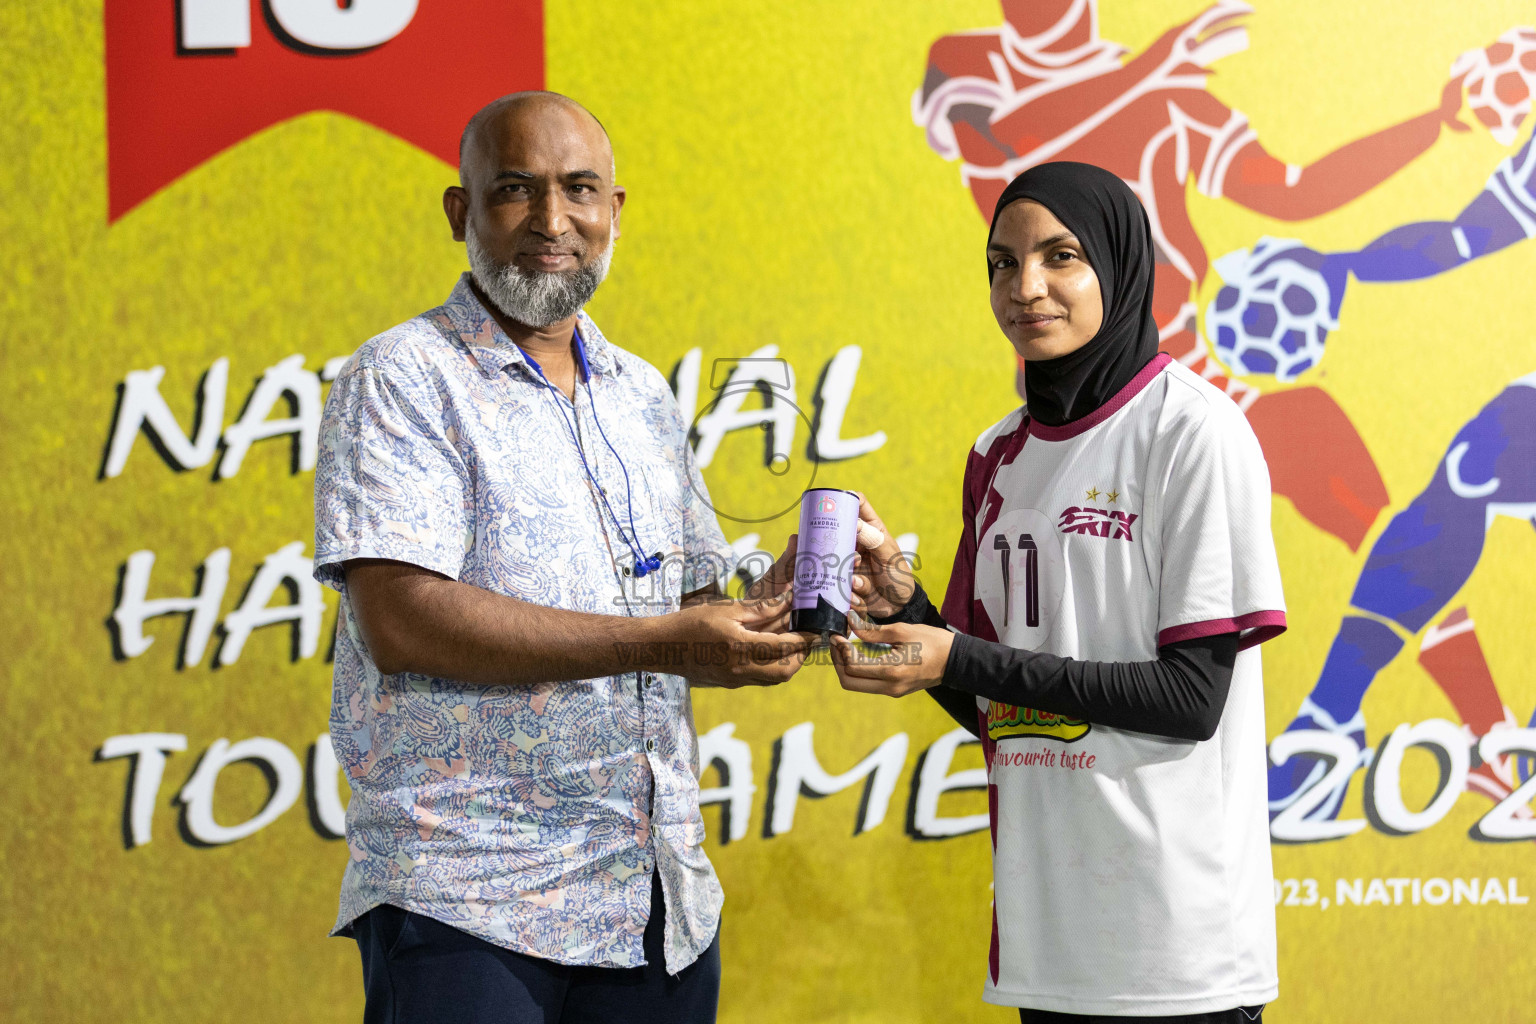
top-left (1157, 609), bottom-right (1288, 651)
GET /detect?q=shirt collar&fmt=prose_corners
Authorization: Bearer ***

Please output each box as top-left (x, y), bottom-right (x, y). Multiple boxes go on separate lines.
top-left (436, 272), bottom-right (622, 382)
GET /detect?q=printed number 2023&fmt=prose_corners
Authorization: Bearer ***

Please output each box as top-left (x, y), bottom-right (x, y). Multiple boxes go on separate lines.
top-left (1269, 720), bottom-right (1536, 843)
top-left (1274, 878), bottom-right (1320, 907)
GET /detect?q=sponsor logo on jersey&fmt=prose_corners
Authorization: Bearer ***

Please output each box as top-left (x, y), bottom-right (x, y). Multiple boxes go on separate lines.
top-left (986, 701), bottom-right (1091, 743)
top-left (1057, 506), bottom-right (1137, 541)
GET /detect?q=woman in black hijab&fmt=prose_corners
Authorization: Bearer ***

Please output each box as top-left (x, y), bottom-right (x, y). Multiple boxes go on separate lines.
top-left (832, 163), bottom-right (1287, 1023)
top-left (987, 161), bottom-right (1163, 426)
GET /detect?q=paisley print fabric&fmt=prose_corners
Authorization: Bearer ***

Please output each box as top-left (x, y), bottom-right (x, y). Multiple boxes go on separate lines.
top-left (314, 274), bottom-right (735, 973)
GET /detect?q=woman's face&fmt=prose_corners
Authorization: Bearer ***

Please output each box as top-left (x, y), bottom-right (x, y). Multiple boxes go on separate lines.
top-left (989, 200), bottom-right (1103, 362)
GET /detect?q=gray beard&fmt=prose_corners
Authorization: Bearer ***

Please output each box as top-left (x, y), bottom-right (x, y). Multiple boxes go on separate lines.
top-left (466, 223), bottom-right (612, 329)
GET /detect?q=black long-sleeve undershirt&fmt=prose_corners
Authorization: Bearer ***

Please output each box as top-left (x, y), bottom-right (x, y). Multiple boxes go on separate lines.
top-left (870, 584), bottom-right (1238, 743)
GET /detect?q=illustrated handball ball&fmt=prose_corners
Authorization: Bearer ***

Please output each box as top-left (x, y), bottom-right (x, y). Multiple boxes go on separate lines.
top-left (1452, 27), bottom-right (1536, 146)
top-left (1206, 238), bottom-right (1339, 383)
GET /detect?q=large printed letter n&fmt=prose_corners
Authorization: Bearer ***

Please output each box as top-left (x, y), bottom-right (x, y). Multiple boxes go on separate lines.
top-left (103, 360), bottom-right (229, 477)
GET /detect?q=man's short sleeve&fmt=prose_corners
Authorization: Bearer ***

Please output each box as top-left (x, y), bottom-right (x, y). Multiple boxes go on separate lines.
top-left (313, 359), bottom-right (473, 591)
top-left (1152, 395), bottom-right (1287, 651)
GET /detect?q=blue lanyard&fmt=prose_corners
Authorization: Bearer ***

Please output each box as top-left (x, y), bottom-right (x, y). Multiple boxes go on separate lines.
top-left (521, 330), bottom-right (663, 579)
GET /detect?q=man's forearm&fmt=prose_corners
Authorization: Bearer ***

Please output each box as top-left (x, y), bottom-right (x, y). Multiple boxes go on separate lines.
top-left (348, 561), bottom-right (684, 686)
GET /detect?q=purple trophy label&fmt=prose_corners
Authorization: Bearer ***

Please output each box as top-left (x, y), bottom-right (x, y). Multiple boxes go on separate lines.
top-left (792, 488), bottom-right (859, 634)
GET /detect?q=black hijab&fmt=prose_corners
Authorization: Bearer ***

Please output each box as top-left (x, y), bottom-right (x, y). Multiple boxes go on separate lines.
top-left (987, 162), bottom-right (1161, 427)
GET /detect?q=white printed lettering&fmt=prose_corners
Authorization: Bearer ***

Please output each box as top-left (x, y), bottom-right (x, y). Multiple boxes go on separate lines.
top-left (267, 0), bottom-right (417, 50)
top-left (217, 542), bottom-right (323, 666)
top-left (99, 733), bottom-right (189, 847)
top-left (765, 722), bottom-right (908, 836)
top-left (217, 355), bottom-right (322, 479)
top-left (909, 729), bottom-right (987, 839)
top-left (698, 723), bottom-right (756, 843)
top-left (177, 737), bottom-right (304, 845)
top-left (103, 359), bottom-right (229, 477)
top-left (111, 548), bottom-right (231, 665)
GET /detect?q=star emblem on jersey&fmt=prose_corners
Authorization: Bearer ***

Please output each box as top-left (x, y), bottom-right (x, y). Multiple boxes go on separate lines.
top-left (1105, 490), bottom-right (1119, 503)
top-left (1085, 486), bottom-right (1100, 500)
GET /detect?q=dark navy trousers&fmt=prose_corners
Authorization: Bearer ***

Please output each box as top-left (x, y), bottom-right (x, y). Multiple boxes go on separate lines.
top-left (353, 881), bottom-right (720, 1024)
top-left (1020, 1007), bottom-right (1264, 1023)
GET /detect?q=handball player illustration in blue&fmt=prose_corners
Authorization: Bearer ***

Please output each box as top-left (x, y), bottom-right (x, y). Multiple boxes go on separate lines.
top-left (1207, 78), bottom-right (1536, 824)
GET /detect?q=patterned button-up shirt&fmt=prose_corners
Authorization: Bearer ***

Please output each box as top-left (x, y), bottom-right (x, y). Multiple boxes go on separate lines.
top-left (314, 274), bottom-right (734, 973)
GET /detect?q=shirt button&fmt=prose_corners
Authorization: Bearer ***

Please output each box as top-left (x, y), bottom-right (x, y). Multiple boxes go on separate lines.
top-left (646, 739), bottom-right (656, 752)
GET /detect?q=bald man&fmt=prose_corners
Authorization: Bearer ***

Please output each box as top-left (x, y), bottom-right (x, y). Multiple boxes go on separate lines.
top-left (313, 92), bottom-right (807, 1023)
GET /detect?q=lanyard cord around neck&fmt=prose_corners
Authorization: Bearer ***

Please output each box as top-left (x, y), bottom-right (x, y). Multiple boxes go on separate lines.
top-left (522, 330), bottom-right (661, 579)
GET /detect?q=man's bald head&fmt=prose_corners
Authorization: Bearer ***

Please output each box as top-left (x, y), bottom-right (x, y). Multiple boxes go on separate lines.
top-left (458, 91), bottom-right (613, 190)
top-left (443, 90), bottom-right (626, 333)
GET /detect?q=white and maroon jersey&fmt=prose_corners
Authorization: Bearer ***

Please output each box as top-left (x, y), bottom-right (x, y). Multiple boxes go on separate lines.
top-left (940, 353), bottom-right (1286, 1015)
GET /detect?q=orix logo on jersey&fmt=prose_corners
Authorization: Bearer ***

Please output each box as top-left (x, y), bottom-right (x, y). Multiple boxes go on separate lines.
top-left (1057, 487), bottom-right (1137, 541)
top-left (1057, 506), bottom-right (1138, 541)
top-left (104, 0), bottom-right (544, 220)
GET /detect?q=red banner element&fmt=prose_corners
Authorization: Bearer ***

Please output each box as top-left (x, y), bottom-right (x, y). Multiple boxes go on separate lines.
top-left (105, 1), bottom-right (543, 222)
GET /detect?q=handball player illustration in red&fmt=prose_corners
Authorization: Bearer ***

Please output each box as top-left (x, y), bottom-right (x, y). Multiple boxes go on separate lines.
top-left (915, 0), bottom-right (1484, 552)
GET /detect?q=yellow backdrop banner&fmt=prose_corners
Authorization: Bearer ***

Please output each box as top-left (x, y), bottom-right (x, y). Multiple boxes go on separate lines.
top-left (4, 1), bottom-right (1534, 1020)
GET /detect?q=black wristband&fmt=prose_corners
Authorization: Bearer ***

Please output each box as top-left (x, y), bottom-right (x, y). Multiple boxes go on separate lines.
top-left (878, 583), bottom-right (933, 626)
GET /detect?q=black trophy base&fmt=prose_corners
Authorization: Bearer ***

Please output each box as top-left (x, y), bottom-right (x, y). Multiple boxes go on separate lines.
top-left (792, 596), bottom-right (848, 638)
